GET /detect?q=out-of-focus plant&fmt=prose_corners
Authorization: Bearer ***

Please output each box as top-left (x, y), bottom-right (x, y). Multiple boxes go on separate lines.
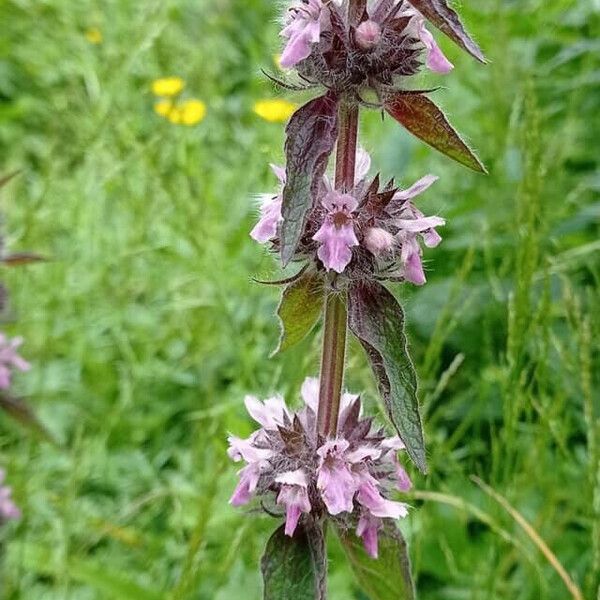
top-left (227, 0), bottom-right (487, 598)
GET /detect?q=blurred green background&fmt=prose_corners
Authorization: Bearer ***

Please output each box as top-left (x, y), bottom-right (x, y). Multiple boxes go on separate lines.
top-left (1, 0), bottom-right (599, 598)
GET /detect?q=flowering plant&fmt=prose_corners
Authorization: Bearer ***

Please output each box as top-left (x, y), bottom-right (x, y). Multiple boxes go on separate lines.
top-left (230, 1), bottom-right (485, 597)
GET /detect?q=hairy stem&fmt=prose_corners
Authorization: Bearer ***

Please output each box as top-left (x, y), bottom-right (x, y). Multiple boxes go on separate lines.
top-left (317, 101), bottom-right (359, 437)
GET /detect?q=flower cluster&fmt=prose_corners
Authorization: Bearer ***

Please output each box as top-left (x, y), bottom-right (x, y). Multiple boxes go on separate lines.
top-left (0, 468), bottom-right (20, 523)
top-left (251, 149), bottom-right (444, 284)
top-left (279, 0), bottom-right (452, 94)
top-left (0, 333), bottom-right (30, 391)
top-left (152, 77), bottom-right (207, 126)
top-left (228, 377), bottom-right (412, 558)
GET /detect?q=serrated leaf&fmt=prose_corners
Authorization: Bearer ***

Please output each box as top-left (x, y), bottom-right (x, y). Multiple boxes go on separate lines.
top-left (337, 522), bottom-right (415, 600)
top-left (0, 393), bottom-right (58, 445)
top-left (273, 271), bottom-right (324, 355)
top-left (261, 521), bottom-right (327, 600)
top-left (347, 280), bottom-right (426, 472)
top-left (406, 0), bottom-right (485, 63)
top-left (281, 92), bottom-right (339, 266)
top-left (384, 91), bottom-right (486, 173)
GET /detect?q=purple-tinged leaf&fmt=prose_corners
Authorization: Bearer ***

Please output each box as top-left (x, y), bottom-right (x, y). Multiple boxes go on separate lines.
top-left (337, 522), bottom-right (415, 600)
top-left (2, 252), bottom-right (47, 266)
top-left (348, 280), bottom-right (426, 472)
top-left (372, 0), bottom-right (396, 23)
top-left (273, 270), bottom-right (324, 355)
top-left (406, 0), bottom-right (485, 63)
top-left (262, 520), bottom-right (327, 600)
top-left (348, 0), bottom-right (367, 27)
top-left (281, 93), bottom-right (339, 266)
top-left (0, 393), bottom-right (57, 445)
top-left (383, 91), bottom-right (487, 173)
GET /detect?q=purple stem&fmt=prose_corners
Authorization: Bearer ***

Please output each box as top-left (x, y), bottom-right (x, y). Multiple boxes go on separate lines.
top-left (316, 101), bottom-right (359, 438)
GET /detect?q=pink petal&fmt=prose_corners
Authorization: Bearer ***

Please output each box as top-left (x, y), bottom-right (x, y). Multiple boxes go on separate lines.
top-left (244, 394), bottom-right (288, 429)
top-left (417, 20), bottom-right (454, 74)
top-left (396, 465), bottom-right (413, 492)
top-left (364, 227), bottom-right (395, 257)
top-left (300, 377), bottom-right (320, 412)
top-left (229, 463), bottom-right (261, 506)
top-left (250, 196), bottom-right (282, 243)
top-left (356, 514), bottom-right (380, 558)
top-left (227, 435), bottom-right (273, 463)
top-left (404, 252), bottom-right (426, 286)
top-left (422, 228), bottom-right (442, 248)
top-left (317, 440), bottom-right (357, 514)
top-left (357, 481), bottom-right (408, 519)
top-left (395, 215), bottom-right (445, 233)
top-left (321, 191), bottom-right (358, 214)
top-left (314, 221), bottom-right (358, 273)
top-left (393, 175), bottom-right (439, 202)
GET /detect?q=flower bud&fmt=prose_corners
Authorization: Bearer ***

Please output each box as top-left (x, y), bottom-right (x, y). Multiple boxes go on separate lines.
top-left (364, 227), bottom-right (395, 256)
top-left (355, 20), bottom-right (381, 51)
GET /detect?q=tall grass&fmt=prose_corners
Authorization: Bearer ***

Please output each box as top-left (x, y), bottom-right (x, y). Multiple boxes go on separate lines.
top-left (0, 0), bottom-right (598, 598)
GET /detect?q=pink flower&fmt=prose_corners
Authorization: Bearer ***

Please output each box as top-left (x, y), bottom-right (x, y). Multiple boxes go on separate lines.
top-left (356, 511), bottom-right (381, 558)
top-left (356, 473), bottom-right (408, 519)
top-left (0, 468), bottom-right (20, 522)
top-left (313, 191), bottom-right (359, 273)
top-left (355, 20), bottom-right (382, 51)
top-left (0, 333), bottom-right (30, 390)
top-left (395, 206), bottom-right (445, 286)
top-left (227, 377), bottom-right (412, 553)
top-left (363, 227), bottom-right (395, 257)
top-left (230, 463), bottom-right (262, 506)
top-left (416, 18), bottom-right (454, 74)
top-left (280, 0), bottom-right (326, 68)
top-left (316, 439), bottom-right (358, 514)
top-left (276, 469), bottom-right (311, 535)
top-left (399, 5), bottom-right (454, 74)
top-left (389, 174), bottom-right (445, 285)
top-left (244, 393), bottom-right (290, 430)
top-left (250, 165), bottom-right (286, 243)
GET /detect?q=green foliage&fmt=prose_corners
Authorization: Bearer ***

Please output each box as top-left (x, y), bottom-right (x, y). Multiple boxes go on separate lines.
top-left (0, 0), bottom-right (598, 598)
top-left (262, 523), bottom-right (326, 600)
top-left (348, 281), bottom-right (426, 473)
top-left (337, 523), bottom-right (415, 600)
top-left (274, 270), bottom-right (324, 355)
top-left (281, 93), bottom-right (338, 266)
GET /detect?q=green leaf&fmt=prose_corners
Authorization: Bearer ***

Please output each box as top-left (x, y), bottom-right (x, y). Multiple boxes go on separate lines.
top-left (261, 521), bottom-right (327, 600)
top-left (337, 522), bottom-right (415, 600)
top-left (383, 91), bottom-right (486, 173)
top-left (406, 0), bottom-right (486, 63)
top-left (273, 271), bottom-right (324, 355)
top-left (347, 280), bottom-right (426, 472)
top-left (281, 92), bottom-right (339, 267)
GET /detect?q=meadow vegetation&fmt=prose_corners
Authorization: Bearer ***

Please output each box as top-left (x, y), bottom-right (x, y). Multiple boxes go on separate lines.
top-left (0, 0), bottom-right (599, 598)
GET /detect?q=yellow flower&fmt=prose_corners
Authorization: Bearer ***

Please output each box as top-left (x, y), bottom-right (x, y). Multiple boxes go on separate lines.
top-left (171, 99), bottom-right (206, 125)
top-left (253, 99), bottom-right (298, 123)
top-left (152, 77), bottom-right (185, 97)
top-left (85, 27), bottom-right (103, 45)
top-left (155, 99), bottom-right (206, 126)
top-left (154, 100), bottom-right (174, 118)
